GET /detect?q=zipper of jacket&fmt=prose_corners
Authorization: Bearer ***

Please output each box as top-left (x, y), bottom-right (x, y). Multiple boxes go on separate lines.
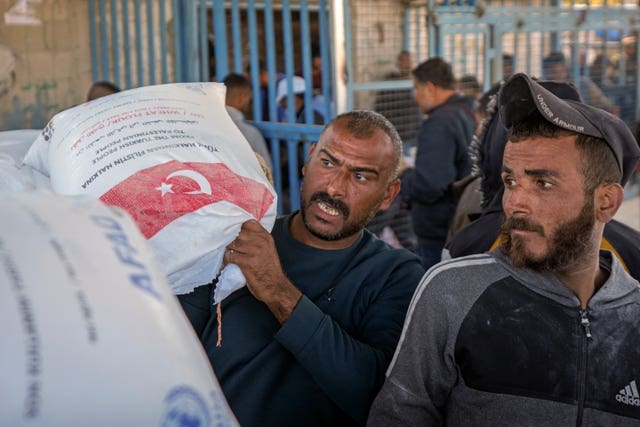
top-left (576, 309), bottom-right (592, 427)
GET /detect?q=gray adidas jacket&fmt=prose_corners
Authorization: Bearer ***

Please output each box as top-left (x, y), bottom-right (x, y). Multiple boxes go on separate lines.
top-left (367, 251), bottom-right (640, 426)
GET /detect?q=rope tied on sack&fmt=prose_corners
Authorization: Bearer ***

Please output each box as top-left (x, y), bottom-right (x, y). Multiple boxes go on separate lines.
top-left (216, 302), bottom-right (222, 347)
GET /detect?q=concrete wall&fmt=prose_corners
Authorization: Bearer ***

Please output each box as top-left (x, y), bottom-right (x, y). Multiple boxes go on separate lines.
top-left (1, 0), bottom-right (92, 130)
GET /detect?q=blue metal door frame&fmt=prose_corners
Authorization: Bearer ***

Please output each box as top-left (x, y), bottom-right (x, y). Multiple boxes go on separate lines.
top-left (88, 0), bottom-right (334, 214)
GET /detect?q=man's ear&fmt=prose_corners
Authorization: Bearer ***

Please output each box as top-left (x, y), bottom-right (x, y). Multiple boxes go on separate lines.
top-left (378, 178), bottom-right (401, 212)
top-left (241, 90), bottom-right (252, 111)
top-left (425, 80), bottom-right (437, 93)
top-left (594, 182), bottom-right (624, 223)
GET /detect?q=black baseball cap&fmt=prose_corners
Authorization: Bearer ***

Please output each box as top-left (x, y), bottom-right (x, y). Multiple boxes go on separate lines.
top-left (499, 72), bottom-right (640, 185)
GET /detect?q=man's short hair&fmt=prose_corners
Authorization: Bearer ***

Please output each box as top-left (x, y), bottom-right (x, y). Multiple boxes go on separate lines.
top-left (223, 73), bottom-right (252, 101)
top-left (542, 51), bottom-right (566, 70)
top-left (87, 81), bottom-right (120, 101)
top-left (411, 57), bottom-right (455, 90)
top-left (223, 73), bottom-right (251, 89)
top-left (323, 110), bottom-right (403, 180)
top-left (458, 75), bottom-right (481, 92)
top-left (502, 53), bottom-right (514, 67)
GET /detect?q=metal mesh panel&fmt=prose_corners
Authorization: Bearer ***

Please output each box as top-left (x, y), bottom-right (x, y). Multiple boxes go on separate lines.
top-left (89, 0), bottom-right (173, 88)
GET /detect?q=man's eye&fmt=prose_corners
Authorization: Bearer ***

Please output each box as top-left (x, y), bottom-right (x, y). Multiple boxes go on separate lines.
top-left (354, 173), bottom-right (368, 182)
top-left (503, 177), bottom-right (515, 188)
top-left (537, 180), bottom-right (553, 189)
top-left (321, 159), bottom-right (333, 167)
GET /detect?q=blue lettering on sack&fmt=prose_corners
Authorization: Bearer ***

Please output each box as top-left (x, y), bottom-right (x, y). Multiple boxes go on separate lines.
top-left (90, 215), bottom-right (161, 300)
top-left (161, 385), bottom-right (213, 427)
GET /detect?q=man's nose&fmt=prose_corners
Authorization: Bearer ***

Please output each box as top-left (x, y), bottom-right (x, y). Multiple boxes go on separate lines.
top-left (326, 170), bottom-right (348, 199)
top-left (503, 185), bottom-right (532, 216)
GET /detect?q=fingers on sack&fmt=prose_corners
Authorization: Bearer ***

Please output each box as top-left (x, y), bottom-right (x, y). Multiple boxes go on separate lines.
top-left (224, 248), bottom-right (235, 265)
top-left (242, 219), bottom-right (264, 232)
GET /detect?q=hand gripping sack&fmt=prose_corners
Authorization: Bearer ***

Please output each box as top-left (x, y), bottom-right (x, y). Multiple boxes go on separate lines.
top-left (23, 83), bottom-right (277, 299)
top-left (0, 192), bottom-right (238, 426)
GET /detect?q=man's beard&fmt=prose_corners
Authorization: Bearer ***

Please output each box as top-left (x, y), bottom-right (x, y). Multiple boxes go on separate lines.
top-left (499, 196), bottom-right (596, 273)
top-left (300, 191), bottom-right (381, 241)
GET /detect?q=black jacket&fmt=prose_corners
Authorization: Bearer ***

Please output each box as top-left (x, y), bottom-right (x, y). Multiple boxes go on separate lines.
top-left (401, 94), bottom-right (475, 246)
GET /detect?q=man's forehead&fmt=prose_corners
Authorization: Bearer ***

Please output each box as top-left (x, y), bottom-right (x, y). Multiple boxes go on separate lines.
top-left (320, 123), bottom-right (391, 148)
top-left (503, 136), bottom-right (581, 170)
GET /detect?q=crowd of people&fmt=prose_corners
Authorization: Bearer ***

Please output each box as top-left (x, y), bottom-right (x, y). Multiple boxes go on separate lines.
top-left (7, 44), bottom-right (640, 425)
top-left (175, 52), bottom-right (640, 425)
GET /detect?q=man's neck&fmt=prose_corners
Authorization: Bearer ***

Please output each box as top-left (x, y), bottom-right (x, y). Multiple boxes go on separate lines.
top-left (555, 249), bottom-right (607, 309)
top-left (431, 89), bottom-right (457, 111)
top-left (226, 104), bottom-right (244, 117)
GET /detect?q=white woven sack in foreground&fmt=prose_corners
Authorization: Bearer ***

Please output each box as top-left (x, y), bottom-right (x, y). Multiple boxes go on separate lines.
top-left (0, 129), bottom-right (51, 192)
top-left (0, 192), bottom-right (238, 426)
top-left (23, 83), bottom-right (277, 300)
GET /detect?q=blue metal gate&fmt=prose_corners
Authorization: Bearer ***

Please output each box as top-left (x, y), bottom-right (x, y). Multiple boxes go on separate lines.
top-left (88, 0), bottom-right (640, 211)
top-left (88, 0), bottom-right (333, 214)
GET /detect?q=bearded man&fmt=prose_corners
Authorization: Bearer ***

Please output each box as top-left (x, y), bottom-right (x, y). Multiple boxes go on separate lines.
top-left (367, 73), bottom-right (640, 426)
top-left (179, 110), bottom-right (424, 427)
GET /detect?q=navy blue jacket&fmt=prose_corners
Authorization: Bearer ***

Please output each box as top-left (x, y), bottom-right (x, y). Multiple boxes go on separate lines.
top-left (179, 214), bottom-right (424, 427)
top-left (401, 93), bottom-right (475, 246)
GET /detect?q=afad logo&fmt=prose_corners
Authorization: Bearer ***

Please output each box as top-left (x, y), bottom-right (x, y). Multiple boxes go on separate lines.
top-left (161, 385), bottom-right (210, 427)
top-left (100, 160), bottom-right (274, 238)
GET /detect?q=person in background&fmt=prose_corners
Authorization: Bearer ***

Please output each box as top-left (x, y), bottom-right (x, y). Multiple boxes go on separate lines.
top-left (368, 72), bottom-right (640, 425)
top-left (275, 75), bottom-right (325, 212)
top-left (245, 59), bottom-right (285, 122)
top-left (311, 44), bottom-right (324, 93)
top-left (456, 74), bottom-right (482, 108)
top-left (589, 54), bottom-right (617, 89)
top-left (276, 75), bottom-right (325, 125)
top-left (502, 53), bottom-right (515, 82)
top-left (619, 33), bottom-right (639, 125)
top-left (86, 80), bottom-right (120, 101)
top-left (223, 72), bottom-right (273, 172)
top-left (400, 57), bottom-right (476, 269)
top-left (445, 83), bottom-right (502, 242)
top-left (542, 51), bottom-right (620, 116)
top-left (179, 110), bottom-right (425, 427)
top-left (373, 50), bottom-right (423, 147)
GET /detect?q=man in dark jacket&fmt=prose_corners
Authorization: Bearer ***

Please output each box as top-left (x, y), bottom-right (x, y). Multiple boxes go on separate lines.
top-left (179, 110), bottom-right (424, 427)
top-left (400, 57), bottom-right (476, 269)
top-left (368, 73), bottom-right (640, 426)
top-left (444, 79), bottom-right (640, 281)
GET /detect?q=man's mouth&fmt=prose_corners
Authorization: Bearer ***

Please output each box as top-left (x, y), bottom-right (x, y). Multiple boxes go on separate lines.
top-left (505, 217), bottom-right (544, 236)
top-left (318, 201), bottom-right (341, 216)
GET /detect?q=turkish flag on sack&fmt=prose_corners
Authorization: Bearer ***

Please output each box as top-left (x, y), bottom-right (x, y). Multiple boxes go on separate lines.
top-left (31, 82), bottom-right (278, 297)
top-left (101, 160), bottom-right (274, 239)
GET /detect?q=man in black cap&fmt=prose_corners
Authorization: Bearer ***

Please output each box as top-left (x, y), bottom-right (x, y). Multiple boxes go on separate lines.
top-left (367, 72), bottom-right (640, 426)
top-left (444, 79), bottom-right (640, 282)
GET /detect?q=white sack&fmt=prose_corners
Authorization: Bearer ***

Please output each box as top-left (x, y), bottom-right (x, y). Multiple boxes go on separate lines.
top-left (0, 129), bottom-right (51, 193)
top-left (23, 83), bottom-right (277, 300)
top-left (0, 192), bottom-right (238, 426)
top-left (0, 129), bottom-right (41, 165)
